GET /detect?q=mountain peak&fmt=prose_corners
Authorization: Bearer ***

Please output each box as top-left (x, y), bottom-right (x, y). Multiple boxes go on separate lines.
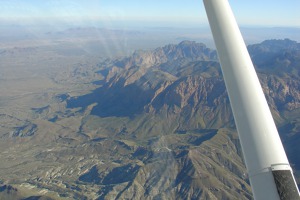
top-left (248, 39), bottom-right (300, 54)
top-left (117, 41), bottom-right (217, 69)
top-left (178, 40), bottom-right (206, 47)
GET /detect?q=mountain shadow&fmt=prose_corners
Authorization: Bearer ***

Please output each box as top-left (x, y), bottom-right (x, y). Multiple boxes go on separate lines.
top-left (67, 77), bottom-right (156, 117)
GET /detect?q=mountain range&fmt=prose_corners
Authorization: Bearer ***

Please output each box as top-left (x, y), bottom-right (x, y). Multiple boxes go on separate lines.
top-left (65, 39), bottom-right (300, 199)
top-left (0, 39), bottom-right (299, 199)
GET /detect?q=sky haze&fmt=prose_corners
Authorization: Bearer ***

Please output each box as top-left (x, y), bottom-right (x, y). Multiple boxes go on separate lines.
top-left (1, 0), bottom-right (299, 28)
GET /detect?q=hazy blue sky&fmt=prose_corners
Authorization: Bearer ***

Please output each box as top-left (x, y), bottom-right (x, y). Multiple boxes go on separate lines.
top-left (1, 0), bottom-right (300, 28)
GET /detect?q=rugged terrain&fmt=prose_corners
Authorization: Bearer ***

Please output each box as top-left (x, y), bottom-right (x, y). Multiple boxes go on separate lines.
top-left (0, 38), bottom-right (300, 199)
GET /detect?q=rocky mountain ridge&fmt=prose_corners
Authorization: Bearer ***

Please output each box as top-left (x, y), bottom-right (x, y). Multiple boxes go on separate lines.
top-left (66, 39), bottom-right (300, 199)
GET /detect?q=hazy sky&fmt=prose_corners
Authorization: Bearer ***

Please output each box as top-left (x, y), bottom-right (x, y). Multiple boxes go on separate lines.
top-left (1, 0), bottom-right (300, 28)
